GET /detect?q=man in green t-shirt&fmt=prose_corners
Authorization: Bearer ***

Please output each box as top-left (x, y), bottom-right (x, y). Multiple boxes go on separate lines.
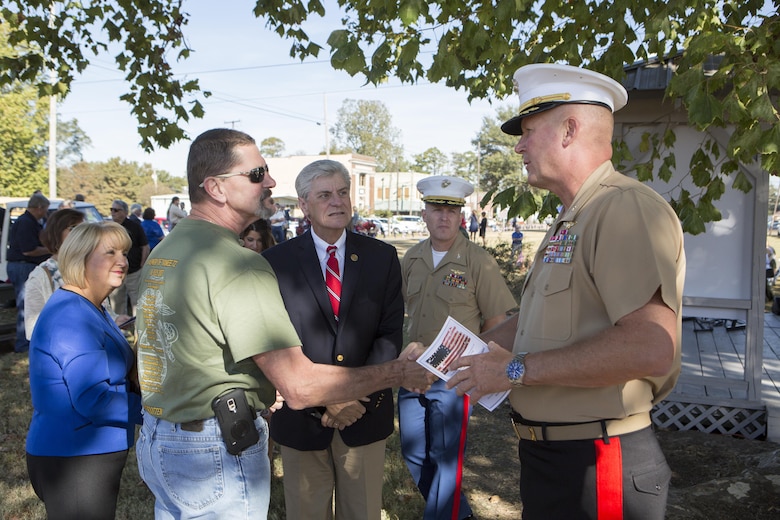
top-left (135, 128), bottom-right (432, 520)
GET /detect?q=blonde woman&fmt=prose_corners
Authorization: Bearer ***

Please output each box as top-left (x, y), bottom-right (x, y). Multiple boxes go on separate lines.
top-left (26, 221), bottom-right (142, 519)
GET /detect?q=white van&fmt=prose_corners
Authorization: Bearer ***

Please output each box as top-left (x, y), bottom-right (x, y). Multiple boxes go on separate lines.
top-left (0, 198), bottom-right (105, 281)
top-left (390, 215), bottom-right (426, 235)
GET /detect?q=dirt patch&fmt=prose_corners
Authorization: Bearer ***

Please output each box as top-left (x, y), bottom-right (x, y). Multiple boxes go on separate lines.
top-left (660, 429), bottom-right (780, 519)
top-left (459, 404), bottom-right (780, 519)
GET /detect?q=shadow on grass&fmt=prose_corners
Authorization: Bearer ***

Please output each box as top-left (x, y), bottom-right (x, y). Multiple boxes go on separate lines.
top-left (0, 350), bottom-right (523, 520)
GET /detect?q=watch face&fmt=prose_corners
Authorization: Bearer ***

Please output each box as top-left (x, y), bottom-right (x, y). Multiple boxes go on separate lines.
top-left (507, 359), bottom-right (524, 381)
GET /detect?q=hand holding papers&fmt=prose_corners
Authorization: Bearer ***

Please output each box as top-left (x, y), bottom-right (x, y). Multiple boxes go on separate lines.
top-left (417, 316), bottom-right (509, 411)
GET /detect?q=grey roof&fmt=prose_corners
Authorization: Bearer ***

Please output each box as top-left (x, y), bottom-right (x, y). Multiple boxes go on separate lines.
top-left (622, 54), bottom-right (723, 91)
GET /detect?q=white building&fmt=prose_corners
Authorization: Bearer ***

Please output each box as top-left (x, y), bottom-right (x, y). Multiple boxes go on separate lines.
top-left (267, 154), bottom-right (434, 217)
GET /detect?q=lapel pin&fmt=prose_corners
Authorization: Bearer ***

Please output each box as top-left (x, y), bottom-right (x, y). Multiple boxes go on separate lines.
top-left (351, 254), bottom-right (358, 262)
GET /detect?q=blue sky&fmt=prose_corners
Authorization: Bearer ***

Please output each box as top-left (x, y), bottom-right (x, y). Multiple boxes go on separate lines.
top-left (57, 0), bottom-right (508, 178)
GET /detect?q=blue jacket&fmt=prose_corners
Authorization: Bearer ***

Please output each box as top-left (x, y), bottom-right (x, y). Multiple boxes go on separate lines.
top-left (26, 289), bottom-right (142, 456)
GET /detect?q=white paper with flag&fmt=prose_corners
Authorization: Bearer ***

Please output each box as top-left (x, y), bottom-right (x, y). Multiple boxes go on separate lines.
top-left (416, 315), bottom-right (509, 411)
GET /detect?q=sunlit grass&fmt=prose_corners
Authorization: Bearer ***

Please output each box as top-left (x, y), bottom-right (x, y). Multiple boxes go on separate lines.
top-left (0, 233), bottom-right (528, 518)
top-left (0, 352), bottom-right (523, 519)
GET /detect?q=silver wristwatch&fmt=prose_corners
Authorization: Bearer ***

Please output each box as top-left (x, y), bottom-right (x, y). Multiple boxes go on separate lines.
top-left (506, 352), bottom-right (528, 386)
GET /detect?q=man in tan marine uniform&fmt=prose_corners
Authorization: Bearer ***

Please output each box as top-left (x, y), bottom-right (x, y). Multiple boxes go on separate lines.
top-left (446, 64), bottom-right (686, 520)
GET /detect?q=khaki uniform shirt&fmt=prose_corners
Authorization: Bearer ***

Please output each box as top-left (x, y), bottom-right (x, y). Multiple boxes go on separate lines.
top-left (402, 232), bottom-right (516, 344)
top-left (510, 161), bottom-right (686, 423)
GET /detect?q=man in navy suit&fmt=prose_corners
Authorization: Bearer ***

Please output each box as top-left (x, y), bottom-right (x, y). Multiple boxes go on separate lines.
top-left (263, 159), bottom-right (403, 520)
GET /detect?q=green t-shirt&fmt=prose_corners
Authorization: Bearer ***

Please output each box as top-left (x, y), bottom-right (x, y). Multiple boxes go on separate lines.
top-left (136, 218), bottom-right (301, 423)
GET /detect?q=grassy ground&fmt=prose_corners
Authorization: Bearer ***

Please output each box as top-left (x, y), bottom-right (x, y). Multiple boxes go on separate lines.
top-left (0, 227), bottom-right (531, 519)
top-left (0, 348), bottom-right (523, 519)
top-left (2, 228), bottom-right (780, 518)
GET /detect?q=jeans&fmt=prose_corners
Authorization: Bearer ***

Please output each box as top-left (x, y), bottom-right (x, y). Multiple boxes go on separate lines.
top-left (7, 261), bottom-right (36, 352)
top-left (271, 225), bottom-right (286, 244)
top-left (136, 414), bottom-right (271, 519)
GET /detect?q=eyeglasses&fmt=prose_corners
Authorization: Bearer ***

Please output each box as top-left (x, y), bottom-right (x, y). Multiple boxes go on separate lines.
top-left (198, 165), bottom-right (269, 188)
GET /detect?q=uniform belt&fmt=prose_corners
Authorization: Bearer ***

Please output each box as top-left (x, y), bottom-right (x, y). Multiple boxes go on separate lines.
top-left (510, 410), bottom-right (651, 442)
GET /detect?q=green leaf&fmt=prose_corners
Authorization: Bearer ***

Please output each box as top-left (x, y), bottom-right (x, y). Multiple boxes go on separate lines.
top-left (658, 154), bottom-right (676, 182)
top-left (732, 171), bottom-right (753, 193)
top-left (516, 190), bottom-right (539, 219)
top-left (539, 193), bottom-right (561, 219)
top-left (678, 200), bottom-right (707, 236)
top-left (399, 0), bottom-right (419, 26)
top-left (635, 161), bottom-right (654, 182)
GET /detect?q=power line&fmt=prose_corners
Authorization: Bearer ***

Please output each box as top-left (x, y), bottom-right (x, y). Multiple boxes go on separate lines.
top-left (72, 59), bottom-right (332, 85)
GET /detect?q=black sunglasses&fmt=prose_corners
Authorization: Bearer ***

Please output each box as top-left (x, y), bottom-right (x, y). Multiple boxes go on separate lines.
top-left (199, 165), bottom-right (269, 188)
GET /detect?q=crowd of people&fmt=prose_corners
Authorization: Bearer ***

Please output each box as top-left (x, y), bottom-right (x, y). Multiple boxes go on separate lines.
top-left (13, 63), bottom-right (685, 520)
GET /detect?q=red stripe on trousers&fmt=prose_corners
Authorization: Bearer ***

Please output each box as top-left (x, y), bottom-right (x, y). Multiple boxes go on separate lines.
top-left (451, 394), bottom-right (469, 520)
top-left (595, 436), bottom-right (623, 520)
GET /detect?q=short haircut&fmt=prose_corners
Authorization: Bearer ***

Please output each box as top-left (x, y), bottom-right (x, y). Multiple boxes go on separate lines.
top-left (142, 207), bottom-right (156, 220)
top-left (113, 199), bottom-right (128, 213)
top-left (28, 193), bottom-right (49, 209)
top-left (59, 221), bottom-right (131, 288)
top-left (187, 128), bottom-right (256, 204)
top-left (41, 209), bottom-right (84, 254)
top-left (295, 159), bottom-right (351, 200)
top-left (130, 203), bottom-right (143, 214)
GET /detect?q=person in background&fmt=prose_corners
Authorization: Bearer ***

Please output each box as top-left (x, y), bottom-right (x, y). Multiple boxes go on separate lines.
top-left (241, 219), bottom-right (275, 253)
top-left (511, 224), bottom-right (525, 267)
top-left (108, 199), bottom-right (149, 315)
top-left (399, 175), bottom-right (516, 520)
top-left (478, 211), bottom-right (488, 246)
top-left (134, 128), bottom-right (431, 520)
top-left (270, 202), bottom-right (287, 243)
top-left (263, 159), bottom-right (403, 520)
top-left (59, 199), bottom-right (75, 209)
top-left (240, 217), bottom-right (279, 459)
top-left (141, 207), bottom-right (165, 250)
top-left (74, 194), bottom-right (85, 202)
top-left (468, 210), bottom-right (479, 241)
top-left (24, 209), bottom-right (84, 340)
top-left (445, 63), bottom-right (685, 520)
top-left (167, 196), bottom-right (187, 231)
top-left (129, 203), bottom-right (143, 224)
top-left (296, 216), bottom-right (311, 236)
top-left (26, 221), bottom-right (142, 519)
top-left (7, 192), bottom-right (51, 353)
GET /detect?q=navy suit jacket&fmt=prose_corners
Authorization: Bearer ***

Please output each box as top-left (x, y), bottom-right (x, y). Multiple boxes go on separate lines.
top-left (262, 230), bottom-right (403, 450)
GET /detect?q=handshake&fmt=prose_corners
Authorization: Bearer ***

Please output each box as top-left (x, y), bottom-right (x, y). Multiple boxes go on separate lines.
top-left (397, 342), bottom-right (438, 393)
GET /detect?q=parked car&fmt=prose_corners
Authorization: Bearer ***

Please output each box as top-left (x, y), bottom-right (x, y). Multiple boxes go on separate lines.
top-left (390, 215), bottom-right (426, 236)
top-left (0, 198), bottom-right (105, 281)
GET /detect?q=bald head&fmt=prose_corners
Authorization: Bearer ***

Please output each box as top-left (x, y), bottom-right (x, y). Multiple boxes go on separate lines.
top-left (552, 104), bottom-right (615, 166)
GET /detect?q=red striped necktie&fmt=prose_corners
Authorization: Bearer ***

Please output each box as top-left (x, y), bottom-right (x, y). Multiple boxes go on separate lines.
top-left (326, 245), bottom-right (341, 320)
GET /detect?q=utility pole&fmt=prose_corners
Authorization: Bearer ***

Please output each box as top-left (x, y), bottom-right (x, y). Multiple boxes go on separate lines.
top-left (324, 93), bottom-right (330, 158)
top-left (475, 139), bottom-right (481, 209)
top-left (48, 4), bottom-right (57, 199)
top-left (225, 120), bottom-right (240, 129)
